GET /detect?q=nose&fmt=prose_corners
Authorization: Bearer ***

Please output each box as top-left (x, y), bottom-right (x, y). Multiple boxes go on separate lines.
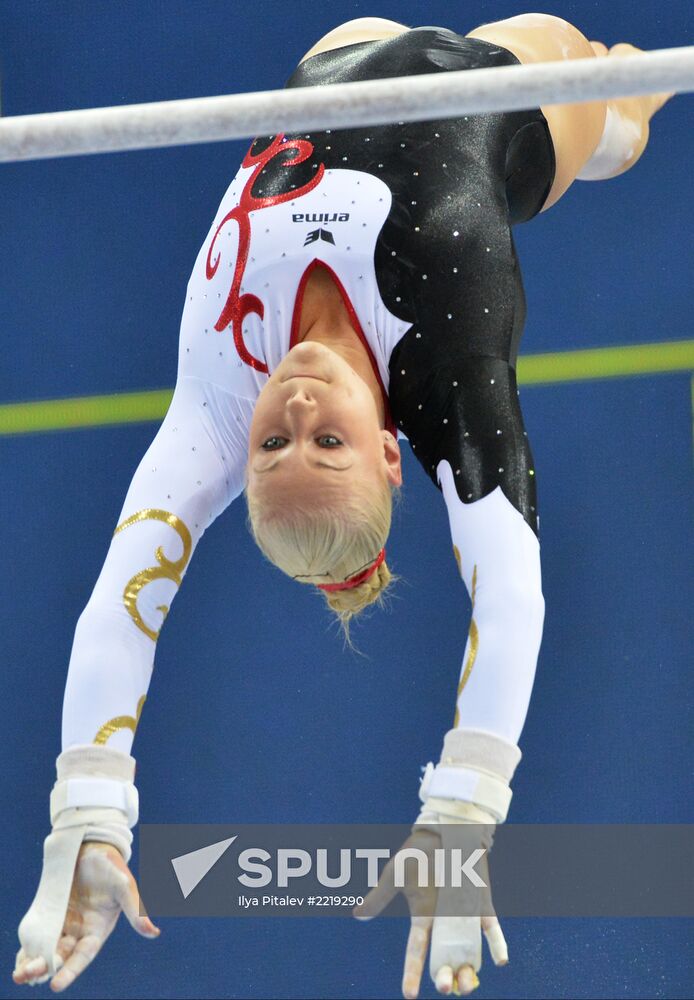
top-left (286, 386), bottom-right (316, 406)
top-left (285, 387), bottom-right (318, 433)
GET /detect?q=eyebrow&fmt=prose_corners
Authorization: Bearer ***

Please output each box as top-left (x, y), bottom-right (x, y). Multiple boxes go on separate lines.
top-left (256, 459), bottom-right (353, 473)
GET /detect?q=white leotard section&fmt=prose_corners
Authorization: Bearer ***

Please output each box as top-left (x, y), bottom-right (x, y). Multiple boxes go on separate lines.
top-left (180, 160), bottom-right (411, 396)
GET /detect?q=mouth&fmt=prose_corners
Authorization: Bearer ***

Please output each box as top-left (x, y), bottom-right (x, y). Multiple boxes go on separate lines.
top-left (280, 374), bottom-right (328, 383)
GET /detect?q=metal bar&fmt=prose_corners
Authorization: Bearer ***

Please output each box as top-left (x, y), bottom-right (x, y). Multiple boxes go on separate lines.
top-left (0, 46), bottom-right (692, 163)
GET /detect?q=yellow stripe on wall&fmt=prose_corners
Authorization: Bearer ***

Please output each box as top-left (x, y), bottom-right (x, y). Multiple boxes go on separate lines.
top-left (0, 388), bottom-right (173, 436)
top-left (1, 340), bottom-right (692, 437)
top-left (517, 339), bottom-right (694, 385)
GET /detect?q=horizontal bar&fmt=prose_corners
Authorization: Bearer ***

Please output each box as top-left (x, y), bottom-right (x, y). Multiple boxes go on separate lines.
top-left (1, 46), bottom-right (692, 163)
top-left (1, 340), bottom-right (691, 436)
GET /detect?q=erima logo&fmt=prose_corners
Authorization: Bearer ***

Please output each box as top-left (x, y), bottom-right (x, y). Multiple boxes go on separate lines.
top-left (292, 212), bottom-right (350, 223)
top-left (304, 229), bottom-right (335, 247)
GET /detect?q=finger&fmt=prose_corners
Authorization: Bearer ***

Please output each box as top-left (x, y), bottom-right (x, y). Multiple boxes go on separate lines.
top-left (49, 934), bottom-right (104, 993)
top-left (402, 915), bottom-right (433, 1000)
top-left (430, 916), bottom-right (481, 985)
top-left (54, 932), bottom-right (79, 969)
top-left (12, 948), bottom-right (36, 982)
top-left (434, 964), bottom-right (454, 994)
top-left (22, 940), bottom-right (74, 987)
top-left (481, 915), bottom-right (508, 965)
top-left (12, 953), bottom-right (49, 985)
top-left (353, 858), bottom-right (398, 920)
top-left (609, 43), bottom-right (643, 56)
top-left (455, 964), bottom-right (480, 995)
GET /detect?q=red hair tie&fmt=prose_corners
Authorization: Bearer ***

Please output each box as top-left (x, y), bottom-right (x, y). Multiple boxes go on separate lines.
top-left (316, 549), bottom-right (386, 593)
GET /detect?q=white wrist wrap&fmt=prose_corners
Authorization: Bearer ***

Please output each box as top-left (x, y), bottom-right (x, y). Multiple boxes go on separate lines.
top-left (576, 104), bottom-right (642, 180)
top-left (420, 763), bottom-right (512, 824)
top-left (416, 730), bottom-right (519, 986)
top-left (50, 743), bottom-right (138, 857)
top-left (419, 728), bottom-right (521, 824)
top-left (17, 744), bottom-right (138, 980)
top-left (50, 778), bottom-right (139, 827)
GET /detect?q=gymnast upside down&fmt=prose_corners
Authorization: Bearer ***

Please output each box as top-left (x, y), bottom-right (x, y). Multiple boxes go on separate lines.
top-left (13, 13), bottom-right (673, 998)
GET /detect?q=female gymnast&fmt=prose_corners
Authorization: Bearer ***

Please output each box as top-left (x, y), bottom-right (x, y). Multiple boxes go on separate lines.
top-left (13, 13), bottom-right (673, 998)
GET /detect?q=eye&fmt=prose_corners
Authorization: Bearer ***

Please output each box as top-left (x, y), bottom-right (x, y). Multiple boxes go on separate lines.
top-left (260, 435), bottom-right (342, 450)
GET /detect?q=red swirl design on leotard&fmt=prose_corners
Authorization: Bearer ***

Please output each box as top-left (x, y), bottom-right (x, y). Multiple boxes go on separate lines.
top-left (206, 135), bottom-right (325, 373)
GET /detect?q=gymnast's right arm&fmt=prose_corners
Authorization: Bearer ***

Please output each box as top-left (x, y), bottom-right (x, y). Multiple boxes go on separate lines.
top-left (62, 374), bottom-right (250, 753)
top-left (13, 373), bottom-right (253, 991)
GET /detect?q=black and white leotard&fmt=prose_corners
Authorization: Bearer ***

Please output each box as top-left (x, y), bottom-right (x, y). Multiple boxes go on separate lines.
top-left (285, 28), bottom-right (555, 535)
top-left (63, 28), bottom-right (550, 765)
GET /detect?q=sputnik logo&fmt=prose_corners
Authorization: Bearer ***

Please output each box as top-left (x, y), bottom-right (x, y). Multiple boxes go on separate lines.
top-left (170, 835), bottom-right (488, 898)
top-left (171, 836), bottom-right (237, 899)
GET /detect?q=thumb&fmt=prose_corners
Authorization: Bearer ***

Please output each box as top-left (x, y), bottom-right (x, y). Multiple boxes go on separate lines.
top-left (353, 858), bottom-right (398, 921)
top-left (115, 869), bottom-right (161, 939)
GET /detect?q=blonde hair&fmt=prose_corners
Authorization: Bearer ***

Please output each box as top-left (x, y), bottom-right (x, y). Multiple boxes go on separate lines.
top-left (246, 475), bottom-right (396, 631)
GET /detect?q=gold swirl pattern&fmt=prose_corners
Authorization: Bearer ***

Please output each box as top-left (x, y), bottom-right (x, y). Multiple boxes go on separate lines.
top-left (94, 694), bottom-right (146, 745)
top-left (454, 563), bottom-right (479, 727)
top-left (113, 509), bottom-right (193, 641)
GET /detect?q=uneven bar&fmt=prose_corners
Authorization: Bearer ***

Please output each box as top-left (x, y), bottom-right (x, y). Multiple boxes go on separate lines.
top-left (0, 46), bottom-right (692, 163)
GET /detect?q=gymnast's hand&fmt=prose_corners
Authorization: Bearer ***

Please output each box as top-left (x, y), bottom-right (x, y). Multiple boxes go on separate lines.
top-left (590, 40), bottom-right (675, 116)
top-left (353, 823), bottom-right (507, 997)
top-left (13, 842), bottom-right (160, 992)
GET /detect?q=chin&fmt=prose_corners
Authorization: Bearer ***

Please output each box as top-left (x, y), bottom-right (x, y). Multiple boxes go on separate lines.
top-left (278, 342), bottom-right (338, 380)
top-left (289, 340), bottom-right (330, 356)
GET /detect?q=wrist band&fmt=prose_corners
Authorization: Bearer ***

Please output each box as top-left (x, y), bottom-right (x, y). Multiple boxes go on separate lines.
top-left (50, 778), bottom-right (139, 828)
top-left (419, 762), bottom-right (512, 823)
top-left (415, 799), bottom-right (493, 826)
top-left (439, 728), bottom-right (521, 783)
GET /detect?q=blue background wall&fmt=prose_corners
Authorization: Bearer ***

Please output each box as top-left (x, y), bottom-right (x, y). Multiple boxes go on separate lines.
top-left (1, 1), bottom-right (692, 997)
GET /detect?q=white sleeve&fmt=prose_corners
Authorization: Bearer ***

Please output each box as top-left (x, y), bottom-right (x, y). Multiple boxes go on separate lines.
top-left (61, 375), bottom-right (254, 754)
top-left (437, 460), bottom-right (545, 747)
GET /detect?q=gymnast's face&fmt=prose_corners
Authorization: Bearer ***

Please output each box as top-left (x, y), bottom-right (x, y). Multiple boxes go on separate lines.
top-left (247, 341), bottom-right (401, 503)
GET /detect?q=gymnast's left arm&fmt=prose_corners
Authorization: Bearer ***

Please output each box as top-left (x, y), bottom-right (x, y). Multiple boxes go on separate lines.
top-left (358, 473), bottom-right (544, 994)
top-left (357, 373), bottom-right (545, 995)
top-left (407, 457), bottom-right (545, 994)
